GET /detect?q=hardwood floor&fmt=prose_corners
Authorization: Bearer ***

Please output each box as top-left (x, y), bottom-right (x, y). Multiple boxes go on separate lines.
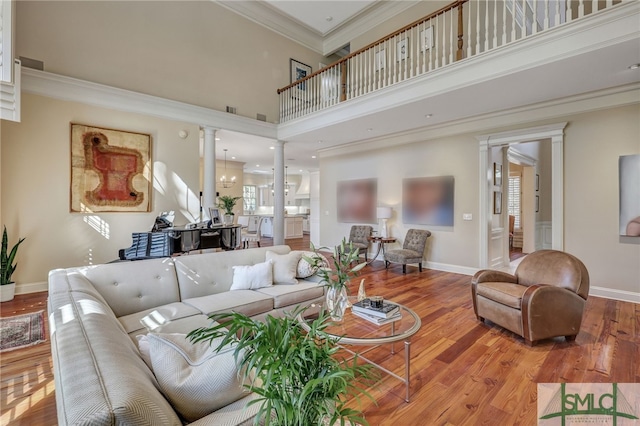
top-left (1, 236), bottom-right (638, 425)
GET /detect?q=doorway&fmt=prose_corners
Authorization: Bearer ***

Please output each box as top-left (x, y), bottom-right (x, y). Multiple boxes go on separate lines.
top-left (477, 123), bottom-right (566, 269)
top-left (507, 147), bottom-right (537, 265)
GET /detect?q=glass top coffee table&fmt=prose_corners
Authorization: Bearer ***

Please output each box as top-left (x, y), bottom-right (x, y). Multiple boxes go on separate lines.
top-left (296, 300), bottom-right (421, 402)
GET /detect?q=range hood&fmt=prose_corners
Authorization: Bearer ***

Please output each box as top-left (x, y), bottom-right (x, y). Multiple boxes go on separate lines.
top-left (295, 173), bottom-right (310, 199)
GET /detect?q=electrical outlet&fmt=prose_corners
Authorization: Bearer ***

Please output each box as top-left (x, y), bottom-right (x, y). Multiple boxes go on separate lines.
top-left (463, 213), bottom-right (473, 221)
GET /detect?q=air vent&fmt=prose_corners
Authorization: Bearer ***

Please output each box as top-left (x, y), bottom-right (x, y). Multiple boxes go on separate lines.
top-left (226, 106), bottom-right (237, 114)
top-left (256, 113), bottom-right (267, 122)
top-left (19, 56), bottom-right (44, 71)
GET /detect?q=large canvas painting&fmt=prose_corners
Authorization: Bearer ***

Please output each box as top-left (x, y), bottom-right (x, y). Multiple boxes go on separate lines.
top-left (337, 178), bottom-right (377, 223)
top-left (619, 154), bottom-right (640, 236)
top-left (403, 176), bottom-right (455, 226)
top-left (70, 123), bottom-right (152, 212)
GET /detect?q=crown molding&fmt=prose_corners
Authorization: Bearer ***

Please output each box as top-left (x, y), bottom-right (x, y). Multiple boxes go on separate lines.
top-left (216, 0), bottom-right (324, 54)
top-left (21, 68), bottom-right (277, 140)
top-left (215, 0), bottom-right (419, 56)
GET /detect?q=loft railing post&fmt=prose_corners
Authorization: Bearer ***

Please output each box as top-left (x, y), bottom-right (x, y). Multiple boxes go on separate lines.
top-left (340, 62), bottom-right (347, 102)
top-left (457, 1), bottom-right (465, 60)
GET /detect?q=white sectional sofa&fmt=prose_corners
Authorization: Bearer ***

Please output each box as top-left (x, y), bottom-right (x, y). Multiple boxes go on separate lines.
top-left (48, 245), bottom-right (325, 425)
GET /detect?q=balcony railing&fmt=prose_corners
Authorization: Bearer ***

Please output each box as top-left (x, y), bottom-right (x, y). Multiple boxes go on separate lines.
top-left (277, 0), bottom-right (625, 123)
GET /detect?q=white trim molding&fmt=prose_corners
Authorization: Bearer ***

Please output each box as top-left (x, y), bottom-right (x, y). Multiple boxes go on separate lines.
top-left (590, 286), bottom-right (640, 304)
top-left (21, 68), bottom-right (277, 140)
top-left (423, 261), bottom-right (479, 277)
top-left (15, 281), bottom-right (48, 295)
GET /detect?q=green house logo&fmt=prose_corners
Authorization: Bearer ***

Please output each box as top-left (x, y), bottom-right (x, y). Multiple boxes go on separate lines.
top-left (539, 383), bottom-right (639, 425)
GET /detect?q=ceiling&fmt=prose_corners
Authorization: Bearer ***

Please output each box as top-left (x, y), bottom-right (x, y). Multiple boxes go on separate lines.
top-left (264, 0), bottom-right (377, 36)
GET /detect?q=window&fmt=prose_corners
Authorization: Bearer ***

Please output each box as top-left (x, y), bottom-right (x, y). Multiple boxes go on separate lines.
top-left (508, 174), bottom-right (521, 229)
top-left (243, 185), bottom-right (256, 212)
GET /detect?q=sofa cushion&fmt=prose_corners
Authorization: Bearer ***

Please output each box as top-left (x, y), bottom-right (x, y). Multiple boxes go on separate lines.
top-left (74, 258), bottom-right (181, 317)
top-left (48, 290), bottom-right (182, 425)
top-left (175, 245), bottom-right (291, 299)
top-left (183, 290), bottom-right (274, 317)
top-left (475, 282), bottom-right (528, 309)
top-left (188, 393), bottom-right (260, 426)
top-left (230, 260), bottom-right (273, 290)
top-left (146, 333), bottom-right (251, 423)
top-left (255, 282), bottom-right (324, 309)
top-left (118, 302), bottom-right (201, 334)
top-left (266, 251), bottom-right (301, 284)
top-left (295, 251), bottom-right (330, 279)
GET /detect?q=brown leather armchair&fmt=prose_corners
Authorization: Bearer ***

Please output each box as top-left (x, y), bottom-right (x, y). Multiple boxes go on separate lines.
top-left (471, 250), bottom-right (590, 346)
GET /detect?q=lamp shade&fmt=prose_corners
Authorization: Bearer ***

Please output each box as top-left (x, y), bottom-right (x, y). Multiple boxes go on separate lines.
top-left (376, 206), bottom-right (392, 219)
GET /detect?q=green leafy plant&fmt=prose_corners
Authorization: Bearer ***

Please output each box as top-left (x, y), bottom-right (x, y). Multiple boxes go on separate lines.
top-left (1, 226), bottom-right (25, 286)
top-left (188, 309), bottom-right (377, 426)
top-left (217, 195), bottom-right (242, 215)
top-left (304, 238), bottom-right (366, 291)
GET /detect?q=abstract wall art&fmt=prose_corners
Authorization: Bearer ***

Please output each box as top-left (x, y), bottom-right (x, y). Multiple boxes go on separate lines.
top-left (337, 178), bottom-right (377, 223)
top-left (403, 176), bottom-right (455, 226)
top-left (619, 154), bottom-right (640, 237)
top-left (70, 123), bottom-right (152, 212)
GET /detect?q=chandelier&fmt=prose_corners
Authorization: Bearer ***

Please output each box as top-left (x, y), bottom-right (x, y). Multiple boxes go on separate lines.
top-left (218, 149), bottom-right (236, 188)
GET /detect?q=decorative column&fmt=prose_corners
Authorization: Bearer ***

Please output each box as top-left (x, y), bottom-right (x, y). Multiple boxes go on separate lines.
top-left (273, 141), bottom-right (285, 245)
top-left (203, 127), bottom-right (217, 218)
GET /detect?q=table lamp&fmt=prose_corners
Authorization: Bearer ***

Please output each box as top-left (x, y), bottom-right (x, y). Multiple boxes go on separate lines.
top-left (377, 206), bottom-right (392, 238)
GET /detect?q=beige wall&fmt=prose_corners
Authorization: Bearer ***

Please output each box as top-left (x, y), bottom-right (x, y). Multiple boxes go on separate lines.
top-left (1, 93), bottom-right (201, 287)
top-left (15, 1), bottom-right (328, 123)
top-left (320, 133), bottom-right (479, 269)
top-left (563, 105), bottom-right (640, 294)
top-left (320, 103), bottom-right (640, 294)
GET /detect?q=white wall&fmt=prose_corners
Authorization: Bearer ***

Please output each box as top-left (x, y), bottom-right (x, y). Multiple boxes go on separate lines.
top-left (15, 1), bottom-right (328, 123)
top-left (1, 93), bottom-right (201, 290)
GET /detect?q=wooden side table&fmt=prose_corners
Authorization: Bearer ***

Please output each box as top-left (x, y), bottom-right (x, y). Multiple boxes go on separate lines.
top-left (366, 236), bottom-right (397, 264)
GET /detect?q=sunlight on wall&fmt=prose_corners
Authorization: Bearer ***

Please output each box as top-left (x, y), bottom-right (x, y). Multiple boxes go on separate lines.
top-left (79, 203), bottom-right (110, 239)
top-left (153, 161), bottom-right (200, 222)
top-left (153, 161), bottom-right (167, 196)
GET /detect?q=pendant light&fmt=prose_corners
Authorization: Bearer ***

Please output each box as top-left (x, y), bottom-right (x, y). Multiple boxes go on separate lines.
top-left (219, 149), bottom-right (236, 188)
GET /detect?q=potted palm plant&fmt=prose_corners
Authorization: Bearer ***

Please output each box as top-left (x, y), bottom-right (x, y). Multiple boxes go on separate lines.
top-left (188, 309), bottom-right (376, 426)
top-left (305, 238), bottom-right (366, 321)
top-left (1, 226), bottom-right (25, 302)
top-left (218, 195), bottom-right (242, 225)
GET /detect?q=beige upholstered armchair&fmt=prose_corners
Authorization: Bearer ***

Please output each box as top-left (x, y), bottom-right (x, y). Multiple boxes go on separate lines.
top-left (471, 250), bottom-right (590, 346)
top-left (384, 229), bottom-right (431, 274)
top-left (348, 225), bottom-right (373, 262)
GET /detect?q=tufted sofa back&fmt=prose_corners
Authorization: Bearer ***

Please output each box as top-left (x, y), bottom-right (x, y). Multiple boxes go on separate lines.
top-left (516, 250), bottom-right (590, 300)
top-left (174, 245), bottom-right (291, 299)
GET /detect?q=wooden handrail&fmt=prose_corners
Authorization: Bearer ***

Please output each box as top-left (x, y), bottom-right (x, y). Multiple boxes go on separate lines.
top-left (277, 0), bottom-right (469, 94)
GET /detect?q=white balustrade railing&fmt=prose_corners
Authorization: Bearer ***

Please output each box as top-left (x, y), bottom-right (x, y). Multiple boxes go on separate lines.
top-left (278, 0), bottom-right (625, 123)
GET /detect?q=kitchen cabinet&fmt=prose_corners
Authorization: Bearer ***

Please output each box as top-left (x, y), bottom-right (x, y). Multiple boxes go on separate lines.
top-left (302, 218), bottom-right (310, 234)
top-left (285, 184), bottom-right (296, 206)
top-left (259, 187), bottom-right (273, 207)
top-left (284, 217), bottom-right (303, 239)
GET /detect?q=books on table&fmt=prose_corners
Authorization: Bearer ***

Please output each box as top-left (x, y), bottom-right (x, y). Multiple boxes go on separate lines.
top-left (352, 309), bottom-right (402, 325)
top-left (351, 299), bottom-right (400, 318)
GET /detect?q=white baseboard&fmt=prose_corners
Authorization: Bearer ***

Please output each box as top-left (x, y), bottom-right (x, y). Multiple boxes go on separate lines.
top-left (423, 261), bottom-right (479, 276)
top-left (589, 286), bottom-right (640, 304)
top-left (15, 281), bottom-right (48, 295)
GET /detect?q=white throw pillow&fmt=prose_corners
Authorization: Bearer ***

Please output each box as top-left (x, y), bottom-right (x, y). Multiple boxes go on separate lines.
top-left (136, 334), bottom-right (153, 368)
top-left (145, 333), bottom-right (249, 422)
top-left (266, 251), bottom-right (301, 284)
top-left (295, 251), bottom-right (330, 278)
top-left (230, 260), bottom-right (273, 290)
